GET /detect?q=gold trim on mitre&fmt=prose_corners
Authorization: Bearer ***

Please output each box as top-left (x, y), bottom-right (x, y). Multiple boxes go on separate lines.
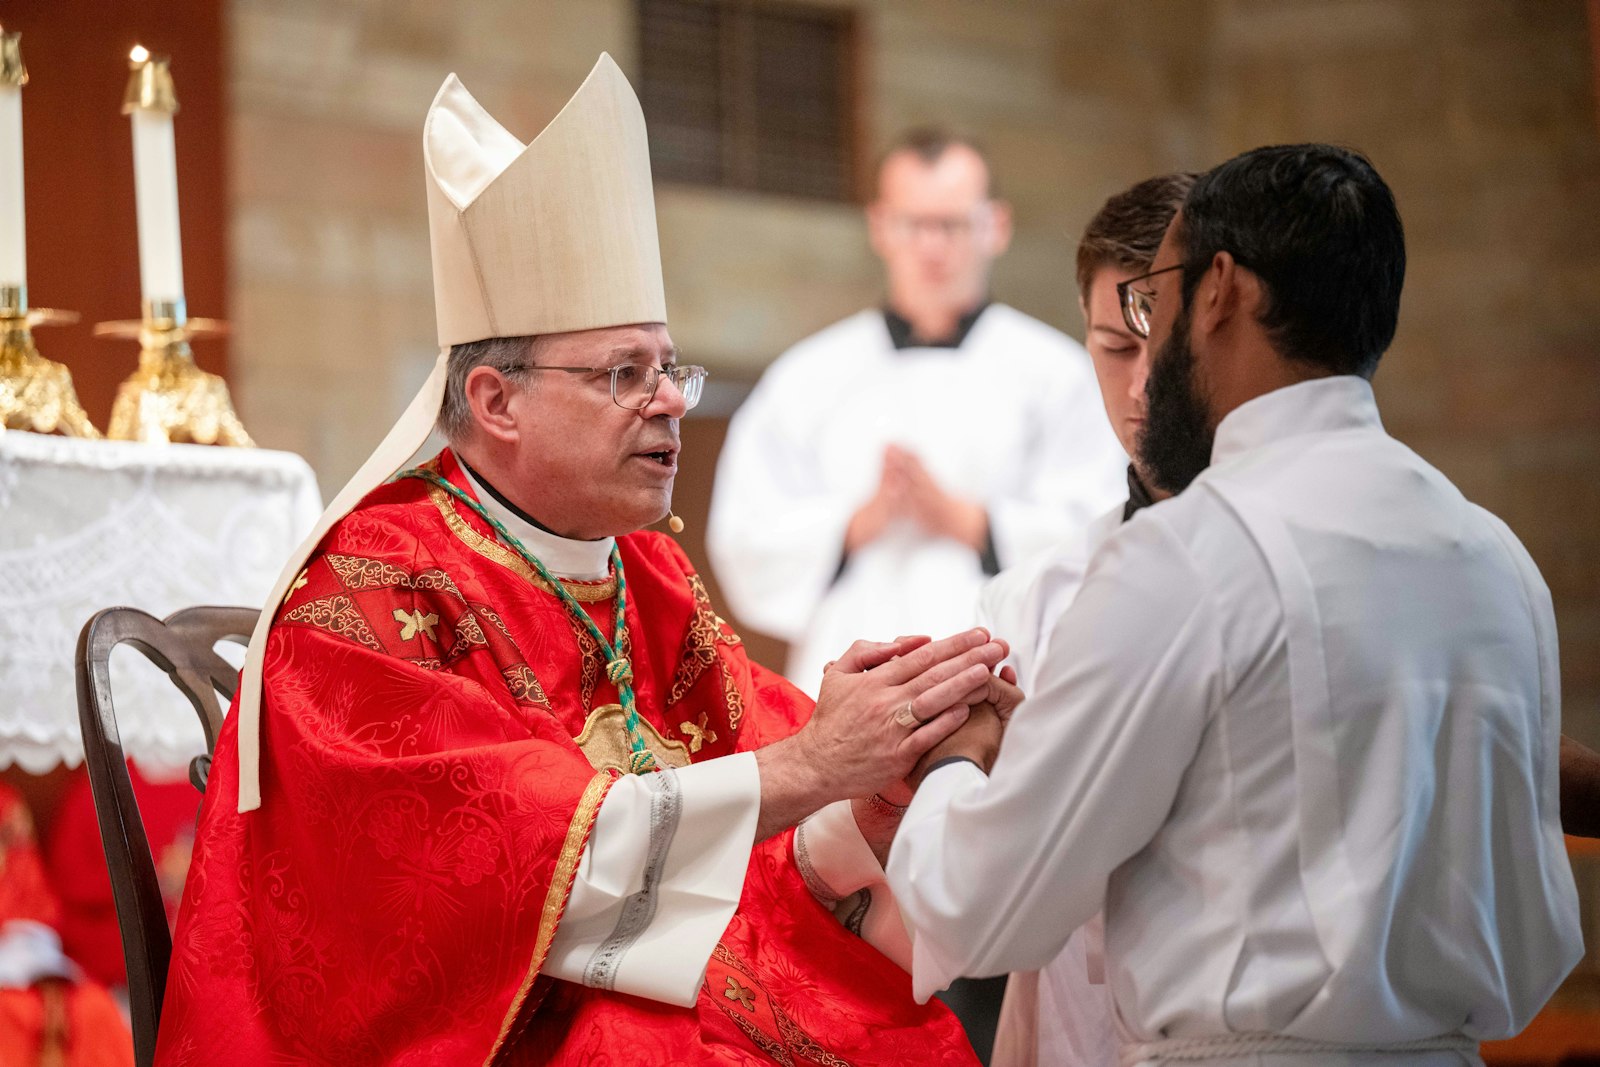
top-left (425, 54), bottom-right (666, 346)
top-left (236, 55), bottom-right (667, 814)
top-left (573, 704), bottom-right (691, 774)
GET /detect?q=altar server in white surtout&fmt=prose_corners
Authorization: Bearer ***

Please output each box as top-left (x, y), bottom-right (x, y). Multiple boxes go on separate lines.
top-left (889, 143), bottom-right (1584, 1065)
top-left (708, 129), bottom-right (1124, 696)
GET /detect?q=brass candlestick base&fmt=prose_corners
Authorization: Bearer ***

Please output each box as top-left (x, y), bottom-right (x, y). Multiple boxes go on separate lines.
top-left (0, 290), bottom-right (100, 438)
top-left (95, 302), bottom-right (253, 446)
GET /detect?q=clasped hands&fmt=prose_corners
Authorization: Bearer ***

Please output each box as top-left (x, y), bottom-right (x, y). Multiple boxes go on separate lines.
top-left (794, 628), bottom-right (1022, 813)
top-left (845, 444), bottom-right (988, 553)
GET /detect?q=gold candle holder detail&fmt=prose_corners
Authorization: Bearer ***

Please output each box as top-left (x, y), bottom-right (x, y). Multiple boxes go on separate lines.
top-left (0, 285), bottom-right (101, 438)
top-left (94, 299), bottom-right (254, 446)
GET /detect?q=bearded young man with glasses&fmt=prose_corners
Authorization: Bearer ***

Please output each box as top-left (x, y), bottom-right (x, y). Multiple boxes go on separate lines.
top-left (159, 59), bottom-right (1018, 1065)
top-left (886, 143), bottom-right (1583, 1066)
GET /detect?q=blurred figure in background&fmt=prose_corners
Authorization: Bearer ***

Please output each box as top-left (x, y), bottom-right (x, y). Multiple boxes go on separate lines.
top-left (709, 129), bottom-right (1124, 700)
top-left (0, 783), bottom-right (132, 1067)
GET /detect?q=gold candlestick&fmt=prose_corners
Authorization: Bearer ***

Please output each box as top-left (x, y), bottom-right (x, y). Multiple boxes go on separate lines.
top-left (0, 285), bottom-right (101, 438)
top-left (94, 299), bottom-right (253, 446)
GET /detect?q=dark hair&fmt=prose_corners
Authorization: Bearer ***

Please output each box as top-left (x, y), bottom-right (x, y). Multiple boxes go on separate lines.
top-left (1177, 143), bottom-right (1404, 377)
top-left (1076, 172), bottom-right (1198, 300)
top-left (875, 127), bottom-right (997, 198)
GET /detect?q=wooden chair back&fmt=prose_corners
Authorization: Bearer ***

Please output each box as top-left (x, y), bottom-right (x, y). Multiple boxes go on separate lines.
top-left (73, 605), bottom-right (258, 1067)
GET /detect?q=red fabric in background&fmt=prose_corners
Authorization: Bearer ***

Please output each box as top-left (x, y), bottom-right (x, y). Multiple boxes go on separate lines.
top-left (0, 785), bottom-right (62, 929)
top-left (44, 766), bottom-right (199, 989)
top-left (0, 783), bottom-right (134, 1067)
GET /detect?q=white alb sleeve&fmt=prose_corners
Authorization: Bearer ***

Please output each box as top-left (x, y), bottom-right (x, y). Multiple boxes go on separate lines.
top-left (542, 752), bottom-right (760, 1006)
top-left (887, 517), bottom-right (1221, 1002)
top-left (793, 800), bottom-right (913, 970)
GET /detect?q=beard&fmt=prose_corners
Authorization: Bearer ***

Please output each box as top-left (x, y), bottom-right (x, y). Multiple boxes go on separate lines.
top-left (1137, 304), bottom-right (1216, 496)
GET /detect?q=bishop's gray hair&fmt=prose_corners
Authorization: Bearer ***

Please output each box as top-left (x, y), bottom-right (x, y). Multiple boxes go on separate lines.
top-left (436, 334), bottom-right (542, 442)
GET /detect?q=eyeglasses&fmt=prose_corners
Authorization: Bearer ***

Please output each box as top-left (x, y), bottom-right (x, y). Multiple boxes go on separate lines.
top-left (883, 208), bottom-right (991, 243)
top-left (509, 362), bottom-right (707, 412)
top-left (1116, 264), bottom-right (1184, 339)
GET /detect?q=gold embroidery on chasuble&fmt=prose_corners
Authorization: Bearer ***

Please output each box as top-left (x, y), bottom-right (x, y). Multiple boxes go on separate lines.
top-left (667, 574), bottom-right (747, 734)
top-left (724, 975), bottom-right (757, 1011)
top-left (574, 628), bottom-right (603, 711)
top-left (445, 612), bottom-right (488, 659)
top-left (706, 942), bottom-right (854, 1067)
top-left (572, 704), bottom-right (690, 773)
top-left (427, 483), bottom-right (617, 602)
top-left (487, 772), bottom-right (613, 1066)
top-left (502, 665), bottom-right (549, 707)
top-left (393, 608), bottom-right (440, 641)
top-left (428, 479), bottom-right (623, 710)
top-left (325, 553), bottom-right (468, 601)
top-left (283, 595), bottom-right (383, 652)
top-left (679, 712), bottom-right (716, 754)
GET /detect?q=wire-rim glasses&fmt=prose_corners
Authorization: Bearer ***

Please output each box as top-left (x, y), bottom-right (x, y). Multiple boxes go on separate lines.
top-left (1116, 264), bottom-right (1184, 339)
top-left (509, 362), bottom-right (707, 412)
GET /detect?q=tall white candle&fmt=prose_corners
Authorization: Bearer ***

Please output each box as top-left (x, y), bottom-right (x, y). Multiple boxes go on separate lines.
top-left (0, 32), bottom-right (26, 291)
top-left (125, 47), bottom-right (183, 306)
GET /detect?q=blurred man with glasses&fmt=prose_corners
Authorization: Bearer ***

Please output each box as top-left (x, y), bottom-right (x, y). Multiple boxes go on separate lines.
top-left (709, 130), bottom-right (1125, 703)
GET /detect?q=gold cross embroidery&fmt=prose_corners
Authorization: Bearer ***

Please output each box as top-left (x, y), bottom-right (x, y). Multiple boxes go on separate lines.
top-left (723, 975), bottom-right (756, 1012)
top-left (679, 712), bottom-right (717, 754)
top-left (289, 568), bottom-right (309, 593)
top-left (393, 608), bottom-right (439, 641)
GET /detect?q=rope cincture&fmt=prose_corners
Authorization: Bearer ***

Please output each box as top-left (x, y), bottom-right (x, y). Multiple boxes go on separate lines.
top-left (1119, 1032), bottom-right (1477, 1066)
top-left (398, 467), bottom-right (658, 775)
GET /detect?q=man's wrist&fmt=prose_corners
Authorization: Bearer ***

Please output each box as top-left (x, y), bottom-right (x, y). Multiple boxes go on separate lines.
top-left (922, 755), bottom-right (980, 778)
top-left (755, 732), bottom-right (843, 841)
top-left (908, 744), bottom-right (984, 791)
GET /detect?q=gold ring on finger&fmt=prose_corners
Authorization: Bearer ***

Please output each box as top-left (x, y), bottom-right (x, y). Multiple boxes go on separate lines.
top-left (893, 701), bottom-right (920, 728)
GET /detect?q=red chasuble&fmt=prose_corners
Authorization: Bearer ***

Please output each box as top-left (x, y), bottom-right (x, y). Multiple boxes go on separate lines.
top-left (155, 450), bottom-right (976, 1066)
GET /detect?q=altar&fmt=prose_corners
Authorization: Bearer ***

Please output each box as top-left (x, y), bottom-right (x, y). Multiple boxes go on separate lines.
top-left (0, 430), bottom-right (319, 776)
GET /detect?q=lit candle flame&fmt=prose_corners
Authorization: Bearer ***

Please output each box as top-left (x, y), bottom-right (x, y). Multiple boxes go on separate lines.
top-left (129, 44), bottom-right (150, 64)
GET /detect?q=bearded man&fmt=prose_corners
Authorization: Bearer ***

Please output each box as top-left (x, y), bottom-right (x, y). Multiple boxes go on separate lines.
top-left (156, 56), bottom-right (1011, 1066)
top-left (889, 144), bottom-right (1582, 1065)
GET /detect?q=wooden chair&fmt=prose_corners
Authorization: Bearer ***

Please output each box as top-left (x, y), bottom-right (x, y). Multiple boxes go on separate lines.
top-left (74, 605), bottom-right (258, 1067)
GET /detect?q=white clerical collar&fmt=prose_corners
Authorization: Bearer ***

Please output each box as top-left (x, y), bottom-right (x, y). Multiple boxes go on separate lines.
top-left (1211, 374), bottom-right (1382, 466)
top-left (459, 464), bottom-right (614, 580)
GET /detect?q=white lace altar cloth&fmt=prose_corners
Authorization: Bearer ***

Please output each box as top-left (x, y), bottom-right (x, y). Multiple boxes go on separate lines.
top-left (0, 431), bottom-right (321, 776)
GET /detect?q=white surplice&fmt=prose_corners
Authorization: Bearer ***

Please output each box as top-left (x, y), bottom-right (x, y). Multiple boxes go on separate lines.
top-left (461, 468), bottom-right (893, 1005)
top-left (708, 305), bottom-right (1126, 695)
top-left (889, 376), bottom-right (1583, 1065)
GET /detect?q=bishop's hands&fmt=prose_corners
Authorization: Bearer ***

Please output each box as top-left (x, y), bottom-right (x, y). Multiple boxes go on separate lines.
top-left (806, 629), bottom-right (1008, 798)
top-left (844, 445), bottom-right (988, 554)
top-left (907, 665), bottom-right (1022, 790)
top-left (753, 628), bottom-right (1008, 841)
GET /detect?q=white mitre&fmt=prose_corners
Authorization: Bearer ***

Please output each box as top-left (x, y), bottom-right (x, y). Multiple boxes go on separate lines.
top-left (235, 54), bottom-right (667, 811)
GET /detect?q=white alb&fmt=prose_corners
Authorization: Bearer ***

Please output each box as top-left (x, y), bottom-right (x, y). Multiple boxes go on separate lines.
top-left (890, 375), bottom-right (1583, 1066)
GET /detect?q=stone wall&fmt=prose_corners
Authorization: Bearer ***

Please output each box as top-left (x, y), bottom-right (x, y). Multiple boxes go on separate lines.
top-left (228, 0), bottom-right (1600, 748)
